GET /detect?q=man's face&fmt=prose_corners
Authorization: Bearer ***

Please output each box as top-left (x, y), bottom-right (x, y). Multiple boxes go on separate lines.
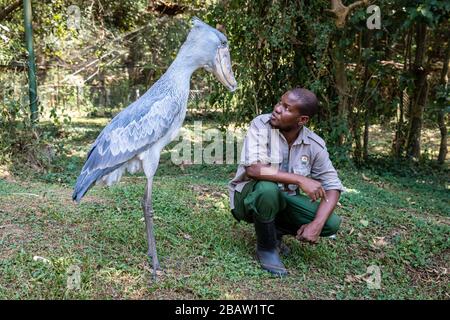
top-left (269, 91), bottom-right (306, 131)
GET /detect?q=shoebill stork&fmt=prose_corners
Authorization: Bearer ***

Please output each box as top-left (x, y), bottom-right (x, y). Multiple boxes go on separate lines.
top-left (72, 18), bottom-right (237, 280)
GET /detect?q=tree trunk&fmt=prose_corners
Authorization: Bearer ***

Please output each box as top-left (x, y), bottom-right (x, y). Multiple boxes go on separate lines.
top-left (363, 110), bottom-right (369, 160)
top-left (393, 88), bottom-right (406, 157)
top-left (328, 0), bottom-right (369, 28)
top-left (125, 36), bottom-right (146, 100)
top-left (393, 28), bottom-right (412, 158)
top-left (437, 111), bottom-right (447, 164)
top-left (361, 29), bottom-right (372, 161)
top-left (406, 22), bottom-right (428, 159)
top-left (353, 116), bottom-right (362, 163)
top-left (332, 43), bottom-right (349, 147)
top-left (437, 40), bottom-right (449, 164)
top-left (327, 1), bottom-right (368, 148)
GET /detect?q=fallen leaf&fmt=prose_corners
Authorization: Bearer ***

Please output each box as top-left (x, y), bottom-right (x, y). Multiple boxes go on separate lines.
top-left (183, 233), bottom-right (192, 240)
top-left (33, 256), bottom-right (51, 264)
top-left (373, 237), bottom-right (388, 247)
top-left (360, 219), bottom-right (369, 227)
top-left (345, 274), bottom-right (364, 283)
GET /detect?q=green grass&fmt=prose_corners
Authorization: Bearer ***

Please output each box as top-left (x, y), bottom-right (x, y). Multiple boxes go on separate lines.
top-left (0, 117), bottom-right (448, 299)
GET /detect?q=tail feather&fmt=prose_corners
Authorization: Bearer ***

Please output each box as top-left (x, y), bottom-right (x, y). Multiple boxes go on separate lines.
top-left (73, 141), bottom-right (133, 203)
top-left (72, 170), bottom-right (103, 203)
top-left (72, 163), bottom-right (124, 203)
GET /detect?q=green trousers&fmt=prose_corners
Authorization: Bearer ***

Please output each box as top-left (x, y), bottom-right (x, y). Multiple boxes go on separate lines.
top-left (232, 181), bottom-right (341, 237)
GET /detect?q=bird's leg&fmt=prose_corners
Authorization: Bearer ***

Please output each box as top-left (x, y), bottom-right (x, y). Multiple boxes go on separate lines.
top-left (142, 178), bottom-right (160, 281)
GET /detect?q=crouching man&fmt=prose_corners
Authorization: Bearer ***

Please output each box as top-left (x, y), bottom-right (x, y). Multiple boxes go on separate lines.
top-left (229, 88), bottom-right (345, 276)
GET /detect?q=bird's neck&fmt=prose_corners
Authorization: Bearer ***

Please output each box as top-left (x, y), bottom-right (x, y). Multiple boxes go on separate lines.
top-left (165, 52), bottom-right (200, 84)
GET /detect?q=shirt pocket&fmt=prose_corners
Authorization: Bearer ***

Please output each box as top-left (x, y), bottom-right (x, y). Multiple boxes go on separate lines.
top-left (293, 163), bottom-right (311, 177)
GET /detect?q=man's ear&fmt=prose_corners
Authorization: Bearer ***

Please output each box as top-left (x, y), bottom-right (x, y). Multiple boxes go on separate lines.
top-left (298, 115), bottom-right (309, 126)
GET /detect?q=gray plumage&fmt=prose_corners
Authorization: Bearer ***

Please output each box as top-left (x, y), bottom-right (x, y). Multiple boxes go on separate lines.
top-left (72, 76), bottom-right (187, 202)
top-left (73, 18), bottom-right (236, 203)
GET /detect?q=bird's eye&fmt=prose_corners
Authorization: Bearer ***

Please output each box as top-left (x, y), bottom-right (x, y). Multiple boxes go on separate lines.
top-left (220, 40), bottom-right (227, 47)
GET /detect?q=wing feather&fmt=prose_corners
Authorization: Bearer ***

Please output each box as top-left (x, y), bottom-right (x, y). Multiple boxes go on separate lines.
top-left (72, 92), bottom-right (179, 202)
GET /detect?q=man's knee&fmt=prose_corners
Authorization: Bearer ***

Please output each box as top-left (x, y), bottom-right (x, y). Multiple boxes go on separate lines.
top-left (321, 214), bottom-right (341, 236)
top-left (254, 181), bottom-right (283, 206)
top-left (245, 181), bottom-right (284, 221)
top-left (254, 181), bottom-right (279, 195)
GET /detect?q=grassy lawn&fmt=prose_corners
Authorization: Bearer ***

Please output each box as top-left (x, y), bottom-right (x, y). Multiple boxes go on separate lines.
top-left (0, 117), bottom-right (448, 299)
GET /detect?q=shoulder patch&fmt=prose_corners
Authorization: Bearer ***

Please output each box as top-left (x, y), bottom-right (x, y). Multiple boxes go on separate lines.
top-left (307, 131), bottom-right (326, 149)
top-left (249, 114), bottom-right (272, 130)
top-left (254, 113), bottom-right (271, 125)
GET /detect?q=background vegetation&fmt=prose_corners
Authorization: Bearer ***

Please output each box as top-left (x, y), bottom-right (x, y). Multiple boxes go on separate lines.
top-left (0, 0), bottom-right (448, 299)
top-left (1, 0), bottom-right (449, 165)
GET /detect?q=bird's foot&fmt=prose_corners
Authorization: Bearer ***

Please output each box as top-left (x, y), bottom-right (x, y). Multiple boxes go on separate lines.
top-left (146, 254), bottom-right (161, 282)
top-left (150, 265), bottom-right (163, 282)
top-left (144, 260), bottom-right (162, 282)
top-left (150, 261), bottom-right (161, 271)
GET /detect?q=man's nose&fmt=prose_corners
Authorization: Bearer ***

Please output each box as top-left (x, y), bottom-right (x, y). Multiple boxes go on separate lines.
top-left (274, 104), bottom-right (282, 113)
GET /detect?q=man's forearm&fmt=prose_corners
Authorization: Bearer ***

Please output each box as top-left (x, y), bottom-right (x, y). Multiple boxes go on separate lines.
top-left (245, 163), bottom-right (306, 186)
top-left (246, 162), bottom-right (329, 201)
top-left (310, 189), bottom-right (340, 228)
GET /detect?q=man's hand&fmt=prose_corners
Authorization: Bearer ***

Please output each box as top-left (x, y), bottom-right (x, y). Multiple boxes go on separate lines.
top-left (297, 176), bottom-right (328, 202)
top-left (296, 222), bottom-right (323, 244)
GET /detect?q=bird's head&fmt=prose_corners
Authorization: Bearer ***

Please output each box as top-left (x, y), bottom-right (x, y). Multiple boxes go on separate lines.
top-left (183, 17), bottom-right (237, 92)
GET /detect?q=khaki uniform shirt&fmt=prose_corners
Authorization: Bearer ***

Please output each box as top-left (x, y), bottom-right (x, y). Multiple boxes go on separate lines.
top-left (229, 114), bottom-right (345, 209)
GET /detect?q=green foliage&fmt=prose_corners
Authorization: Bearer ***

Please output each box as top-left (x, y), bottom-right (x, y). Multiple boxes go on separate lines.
top-left (203, 0), bottom-right (334, 126)
top-left (0, 0), bottom-right (448, 169)
top-left (200, 0), bottom-right (448, 162)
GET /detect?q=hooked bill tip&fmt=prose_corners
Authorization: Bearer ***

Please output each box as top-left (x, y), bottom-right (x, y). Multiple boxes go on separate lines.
top-left (229, 84), bottom-right (237, 92)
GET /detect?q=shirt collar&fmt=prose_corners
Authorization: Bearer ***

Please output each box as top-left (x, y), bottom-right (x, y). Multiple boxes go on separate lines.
top-left (294, 126), bottom-right (311, 145)
top-left (263, 114), bottom-right (310, 146)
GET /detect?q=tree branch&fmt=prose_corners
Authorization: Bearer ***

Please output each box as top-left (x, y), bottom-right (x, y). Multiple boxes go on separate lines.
top-left (147, 0), bottom-right (186, 16)
top-left (0, 0), bottom-right (22, 22)
top-left (326, 0), bottom-right (370, 28)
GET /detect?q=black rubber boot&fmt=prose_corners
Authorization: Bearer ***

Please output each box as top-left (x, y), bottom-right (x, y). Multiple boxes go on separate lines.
top-left (254, 217), bottom-right (288, 276)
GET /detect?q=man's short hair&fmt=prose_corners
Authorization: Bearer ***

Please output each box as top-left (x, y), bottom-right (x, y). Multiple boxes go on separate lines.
top-left (291, 87), bottom-right (318, 118)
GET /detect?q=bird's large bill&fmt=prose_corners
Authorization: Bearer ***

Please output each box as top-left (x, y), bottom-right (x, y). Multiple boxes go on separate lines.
top-left (213, 46), bottom-right (237, 92)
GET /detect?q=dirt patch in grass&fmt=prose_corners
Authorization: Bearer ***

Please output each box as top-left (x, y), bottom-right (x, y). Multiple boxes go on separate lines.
top-left (0, 166), bottom-right (15, 182)
top-left (405, 249), bottom-right (449, 298)
top-left (49, 186), bottom-right (111, 206)
top-left (397, 208), bottom-right (450, 226)
top-left (0, 180), bottom-right (111, 258)
top-left (87, 261), bottom-right (200, 299)
top-left (192, 184), bottom-right (225, 201)
top-left (0, 223), bottom-right (32, 259)
top-left (218, 274), bottom-right (336, 300)
top-left (1, 178), bottom-right (110, 211)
